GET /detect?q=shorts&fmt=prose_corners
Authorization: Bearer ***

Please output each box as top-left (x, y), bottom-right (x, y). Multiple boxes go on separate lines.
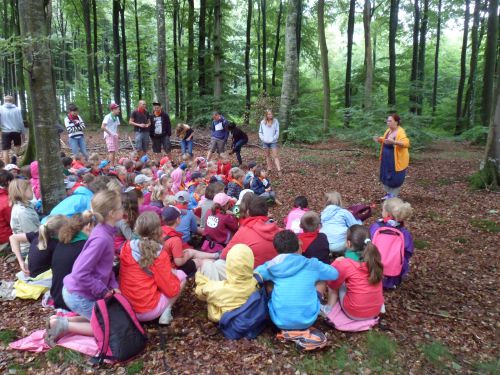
top-left (1, 132), bottom-right (21, 150)
top-left (209, 137), bottom-right (225, 154)
top-left (178, 259), bottom-right (197, 278)
top-left (262, 142), bottom-right (278, 149)
top-left (62, 286), bottom-right (95, 320)
top-left (151, 136), bottom-right (171, 153)
top-left (105, 134), bottom-right (119, 152)
top-left (135, 131), bottom-right (150, 152)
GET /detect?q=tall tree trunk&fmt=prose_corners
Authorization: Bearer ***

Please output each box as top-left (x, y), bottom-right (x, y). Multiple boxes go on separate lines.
top-left (213, 0), bottom-right (222, 101)
top-left (431, 0), bottom-right (442, 115)
top-left (296, 0), bottom-right (302, 63)
top-left (261, 0), bottom-right (267, 94)
top-left (317, 0), bottom-right (330, 130)
top-left (409, 0), bottom-right (420, 114)
top-left (198, 0), bottom-right (206, 96)
top-left (462, 0), bottom-right (482, 128)
top-left (373, 32), bottom-right (377, 70)
top-left (82, 0), bottom-right (97, 122)
top-left (344, 0), bottom-right (355, 127)
top-left (120, 0), bottom-right (130, 118)
top-left (279, 0), bottom-right (299, 141)
top-left (18, 0), bottom-right (65, 211)
top-left (186, 0), bottom-right (194, 121)
top-left (92, 0), bottom-right (102, 118)
top-left (104, 37), bottom-right (111, 86)
top-left (455, 0), bottom-right (471, 135)
top-left (244, 0), bottom-right (252, 126)
top-left (416, 0), bottom-right (429, 115)
top-left (363, 0), bottom-right (373, 110)
top-left (257, 0), bottom-right (261, 90)
top-left (388, 0), bottom-right (399, 108)
top-left (481, 0), bottom-right (498, 127)
top-left (134, 0), bottom-right (142, 99)
top-left (112, 0), bottom-right (121, 105)
top-left (176, 4), bottom-right (183, 117)
top-left (172, 0), bottom-right (179, 117)
top-left (482, 71), bottom-right (499, 187)
top-left (271, 0), bottom-right (283, 90)
top-left (12, 0), bottom-right (26, 120)
top-left (156, 0), bottom-right (168, 112)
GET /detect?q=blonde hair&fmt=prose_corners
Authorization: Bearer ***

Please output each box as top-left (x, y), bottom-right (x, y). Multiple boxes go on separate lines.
top-left (151, 184), bottom-right (166, 201)
top-left (134, 212), bottom-right (162, 268)
top-left (230, 167), bottom-right (245, 180)
top-left (207, 161), bottom-right (217, 173)
top-left (220, 152), bottom-right (230, 161)
top-left (91, 189), bottom-right (121, 223)
top-left (8, 179), bottom-right (32, 205)
top-left (38, 215), bottom-right (69, 250)
top-left (176, 123), bottom-right (190, 138)
top-left (383, 198), bottom-right (413, 222)
top-left (163, 195), bottom-right (176, 207)
top-left (106, 178), bottom-right (122, 193)
top-left (88, 153), bottom-right (100, 166)
top-left (59, 211), bottom-right (95, 244)
top-left (325, 191), bottom-right (343, 207)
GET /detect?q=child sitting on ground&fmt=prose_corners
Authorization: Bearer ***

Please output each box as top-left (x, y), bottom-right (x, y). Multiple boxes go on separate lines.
top-left (120, 212), bottom-right (186, 324)
top-left (202, 193), bottom-right (238, 253)
top-left (71, 153), bottom-right (85, 170)
top-left (250, 166), bottom-right (281, 205)
top-left (285, 196), bottom-right (309, 233)
top-left (0, 170), bottom-right (13, 252)
top-left (243, 162), bottom-right (256, 188)
top-left (226, 168), bottom-right (245, 199)
top-left (369, 197), bottom-right (414, 289)
top-left (298, 211), bottom-right (330, 264)
top-left (254, 230), bottom-right (338, 350)
top-left (323, 225), bottom-right (384, 320)
top-left (195, 244), bottom-right (257, 322)
top-left (217, 153), bottom-right (232, 183)
top-left (171, 163), bottom-right (187, 194)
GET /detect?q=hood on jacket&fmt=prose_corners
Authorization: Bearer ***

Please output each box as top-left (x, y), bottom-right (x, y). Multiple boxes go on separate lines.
top-left (30, 161), bottom-right (39, 180)
top-left (263, 253), bottom-right (308, 278)
top-left (241, 216), bottom-right (281, 241)
top-left (2, 103), bottom-right (16, 109)
top-left (72, 186), bottom-right (93, 197)
top-left (226, 244), bottom-right (256, 285)
top-left (321, 205), bottom-right (342, 221)
top-left (130, 239), bottom-right (161, 265)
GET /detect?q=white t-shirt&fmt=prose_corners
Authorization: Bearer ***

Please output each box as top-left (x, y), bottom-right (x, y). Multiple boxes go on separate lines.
top-left (153, 114), bottom-right (163, 135)
top-left (102, 113), bottom-right (120, 138)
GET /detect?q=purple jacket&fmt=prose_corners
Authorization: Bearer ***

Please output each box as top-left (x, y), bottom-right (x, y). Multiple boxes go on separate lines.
top-left (63, 223), bottom-right (118, 300)
top-left (369, 220), bottom-right (414, 289)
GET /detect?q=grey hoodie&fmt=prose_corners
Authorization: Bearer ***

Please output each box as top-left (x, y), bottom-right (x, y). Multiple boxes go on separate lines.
top-left (0, 103), bottom-right (24, 133)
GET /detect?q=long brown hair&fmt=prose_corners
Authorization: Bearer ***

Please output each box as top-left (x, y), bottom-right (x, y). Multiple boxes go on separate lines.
top-left (121, 189), bottom-right (140, 228)
top-left (58, 211), bottom-right (95, 244)
top-left (134, 212), bottom-right (162, 268)
top-left (346, 225), bottom-right (383, 285)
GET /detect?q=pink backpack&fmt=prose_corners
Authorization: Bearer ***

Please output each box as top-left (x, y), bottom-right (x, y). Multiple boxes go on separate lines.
top-left (372, 226), bottom-right (405, 277)
top-left (90, 293), bottom-right (147, 364)
top-left (285, 209), bottom-right (305, 234)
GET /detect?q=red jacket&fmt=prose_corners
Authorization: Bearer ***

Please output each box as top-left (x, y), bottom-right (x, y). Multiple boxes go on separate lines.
top-left (221, 216), bottom-right (282, 268)
top-left (0, 188), bottom-right (12, 244)
top-left (119, 240), bottom-right (181, 313)
top-left (217, 161), bottom-right (232, 182)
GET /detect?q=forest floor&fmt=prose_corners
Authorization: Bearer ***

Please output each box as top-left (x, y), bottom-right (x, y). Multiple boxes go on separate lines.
top-left (0, 131), bottom-right (499, 374)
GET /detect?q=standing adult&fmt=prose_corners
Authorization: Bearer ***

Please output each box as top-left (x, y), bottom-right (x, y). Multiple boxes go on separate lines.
top-left (101, 103), bottom-right (121, 166)
top-left (228, 122), bottom-right (248, 165)
top-left (258, 109), bottom-right (282, 176)
top-left (129, 100), bottom-right (151, 158)
top-left (207, 111), bottom-right (229, 161)
top-left (0, 95), bottom-right (25, 165)
top-left (150, 102), bottom-right (172, 161)
top-left (64, 103), bottom-right (88, 160)
top-left (373, 113), bottom-right (410, 199)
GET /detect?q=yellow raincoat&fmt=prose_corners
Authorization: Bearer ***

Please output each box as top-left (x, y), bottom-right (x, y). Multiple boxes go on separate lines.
top-left (195, 244), bottom-right (258, 322)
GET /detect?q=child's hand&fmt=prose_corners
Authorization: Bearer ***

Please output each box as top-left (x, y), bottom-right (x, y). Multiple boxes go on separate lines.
top-left (265, 188), bottom-right (271, 192)
top-left (372, 136), bottom-right (380, 142)
top-left (19, 261), bottom-right (29, 276)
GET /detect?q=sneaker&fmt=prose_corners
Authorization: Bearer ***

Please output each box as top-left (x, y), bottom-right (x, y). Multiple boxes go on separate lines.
top-left (380, 193), bottom-right (394, 201)
top-left (159, 308), bottom-right (173, 325)
top-left (45, 317), bottom-right (69, 347)
top-left (319, 304), bottom-right (332, 318)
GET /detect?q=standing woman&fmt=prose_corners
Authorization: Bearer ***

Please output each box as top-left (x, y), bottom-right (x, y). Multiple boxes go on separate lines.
top-left (258, 110), bottom-right (282, 176)
top-left (373, 114), bottom-right (410, 199)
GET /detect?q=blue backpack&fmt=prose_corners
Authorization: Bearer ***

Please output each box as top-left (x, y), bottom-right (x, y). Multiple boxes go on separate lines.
top-left (218, 275), bottom-right (269, 340)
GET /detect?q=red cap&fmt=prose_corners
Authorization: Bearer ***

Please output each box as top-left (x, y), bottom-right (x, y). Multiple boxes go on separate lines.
top-left (109, 103), bottom-right (119, 110)
top-left (160, 156), bottom-right (170, 167)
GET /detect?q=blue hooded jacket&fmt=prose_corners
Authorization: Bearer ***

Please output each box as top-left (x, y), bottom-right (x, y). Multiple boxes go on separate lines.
top-left (49, 186), bottom-right (94, 218)
top-left (320, 205), bottom-right (361, 252)
top-left (255, 253), bottom-right (338, 330)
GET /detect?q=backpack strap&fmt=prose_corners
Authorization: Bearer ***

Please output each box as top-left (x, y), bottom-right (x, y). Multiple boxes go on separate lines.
top-left (113, 293), bottom-right (146, 335)
top-left (95, 298), bottom-right (111, 364)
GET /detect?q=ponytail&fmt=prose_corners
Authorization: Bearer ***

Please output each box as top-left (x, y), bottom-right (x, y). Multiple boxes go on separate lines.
top-left (58, 211), bottom-right (95, 244)
top-left (38, 215), bottom-right (68, 250)
top-left (362, 240), bottom-right (383, 285)
top-left (134, 212), bottom-right (162, 268)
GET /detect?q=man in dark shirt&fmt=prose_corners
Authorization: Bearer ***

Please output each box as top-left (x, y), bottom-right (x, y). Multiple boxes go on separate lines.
top-left (129, 100), bottom-right (151, 158)
top-left (150, 102), bottom-right (172, 161)
top-left (228, 122), bottom-right (248, 165)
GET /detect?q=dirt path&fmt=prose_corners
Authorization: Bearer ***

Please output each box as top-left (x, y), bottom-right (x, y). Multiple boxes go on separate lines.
top-left (0, 135), bottom-right (498, 374)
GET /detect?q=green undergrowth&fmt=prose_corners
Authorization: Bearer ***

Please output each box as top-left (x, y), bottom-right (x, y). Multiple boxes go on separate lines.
top-left (0, 328), bottom-right (17, 344)
top-left (470, 218), bottom-right (500, 233)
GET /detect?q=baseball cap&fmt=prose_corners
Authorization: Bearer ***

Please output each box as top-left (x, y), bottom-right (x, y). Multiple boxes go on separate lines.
top-left (134, 174), bottom-right (153, 184)
top-left (236, 189), bottom-right (254, 205)
top-left (109, 103), bottom-right (119, 110)
top-left (162, 205), bottom-right (181, 222)
top-left (160, 156), bottom-right (170, 167)
top-left (248, 161), bottom-right (257, 169)
top-left (98, 160), bottom-right (110, 169)
top-left (76, 167), bottom-right (91, 176)
top-left (174, 191), bottom-right (190, 203)
top-left (64, 175), bottom-right (79, 189)
top-left (179, 163), bottom-right (187, 170)
top-left (4, 164), bottom-right (20, 172)
top-left (140, 155), bottom-right (150, 164)
top-left (152, 102), bottom-right (161, 107)
top-left (213, 192), bottom-right (232, 206)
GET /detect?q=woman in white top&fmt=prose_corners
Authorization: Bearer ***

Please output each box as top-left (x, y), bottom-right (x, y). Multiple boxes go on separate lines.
top-left (258, 110), bottom-right (282, 176)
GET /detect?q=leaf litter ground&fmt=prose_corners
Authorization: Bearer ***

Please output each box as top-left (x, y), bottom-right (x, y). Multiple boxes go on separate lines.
top-left (0, 132), bottom-right (498, 374)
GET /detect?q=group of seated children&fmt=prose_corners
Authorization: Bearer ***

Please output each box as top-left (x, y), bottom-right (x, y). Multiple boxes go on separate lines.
top-left (0, 146), bottom-right (414, 351)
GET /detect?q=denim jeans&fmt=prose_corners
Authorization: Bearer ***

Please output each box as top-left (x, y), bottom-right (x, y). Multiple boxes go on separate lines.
top-left (68, 136), bottom-right (88, 159)
top-left (62, 286), bottom-right (95, 320)
top-left (232, 139), bottom-right (248, 164)
top-left (180, 140), bottom-right (193, 156)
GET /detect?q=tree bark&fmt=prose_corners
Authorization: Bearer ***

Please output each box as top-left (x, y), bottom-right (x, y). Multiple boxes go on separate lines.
top-left (134, 0), bottom-right (142, 99)
top-left (12, 0), bottom-right (26, 120)
top-left (279, 0), bottom-right (299, 141)
top-left (92, 0), bottom-right (102, 118)
top-left (455, 0), bottom-right (470, 134)
top-left (261, 0), bottom-right (267, 94)
top-left (483, 70), bottom-right (500, 187)
top-left (257, 0), bottom-right (261, 90)
top-left (112, 0), bottom-right (120, 105)
top-left (344, 0), bottom-right (355, 127)
top-left (296, 0), bottom-right (302, 63)
top-left (317, 0), bottom-right (330, 131)
top-left (416, 0), bottom-right (429, 115)
top-left (409, 0), bottom-right (420, 114)
top-left (363, 0), bottom-right (373, 110)
top-left (388, 0), bottom-right (399, 108)
top-left (431, 0), bottom-right (442, 115)
top-left (213, 0), bottom-right (222, 101)
top-left (156, 0), bottom-right (168, 112)
top-left (244, 0), bottom-right (252, 126)
top-left (120, 0), bottom-right (130, 118)
top-left (481, 0), bottom-right (498, 127)
top-left (186, 0), bottom-right (194, 121)
top-left (172, 0), bottom-right (179, 117)
top-left (82, 0), bottom-right (97, 122)
top-left (271, 0), bottom-right (283, 90)
top-left (198, 0), bottom-right (206, 96)
top-left (18, 0), bottom-right (65, 212)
